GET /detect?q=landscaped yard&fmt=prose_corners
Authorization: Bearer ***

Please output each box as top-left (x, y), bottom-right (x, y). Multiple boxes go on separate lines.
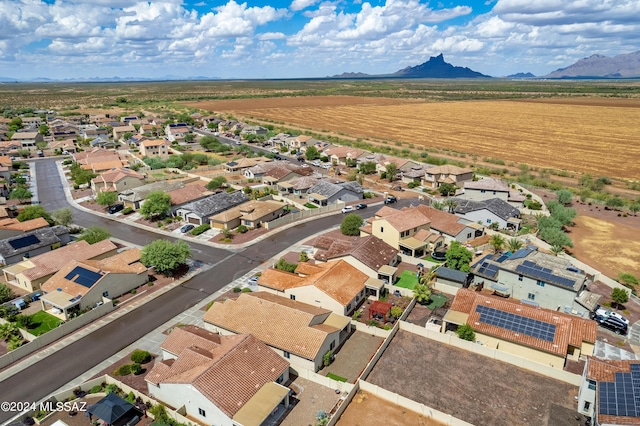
top-left (394, 270), bottom-right (419, 290)
top-left (28, 311), bottom-right (62, 336)
top-left (426, 293), bottom-right (448, 310)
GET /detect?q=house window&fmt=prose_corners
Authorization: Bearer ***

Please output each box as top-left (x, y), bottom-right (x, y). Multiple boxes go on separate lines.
top-left (487, 219), bottom-right (492, 224)
top-left (583, 401), bottom-right (591, 412)
top-left (380, 227), bottom-right (384, 233)
top-left (277, 374), bottom-right (284, 384)
top-left (537, 280), bottom-right (545, 287)
top-left (467, 233), bottom-right (472, 239)
top-left (290, 294), bottom-right (296, 301)
top-left (481, 189), bottom-right (486, 193)
top-left (198, 408), bottom-right (206, 417)
top-left (518, 275), bottom-right (523, 282)
top-left (102, 291), bottom-right (109, 298)
top-left (588, 379), bottom-right (596, 391)
top-left (330, 341), bottom-right (335, 350)
top-left (347, 303), bottom-right (352, 311)
top-left (527, 293), bottom-right (535, 301)
top-left (492, 191), bottom-right (497, 195)
top-left (284, 351), bottom-right (291, 359)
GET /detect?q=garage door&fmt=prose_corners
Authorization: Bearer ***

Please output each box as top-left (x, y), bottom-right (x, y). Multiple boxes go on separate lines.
top-left (188, 217), bottom-right (200, 225)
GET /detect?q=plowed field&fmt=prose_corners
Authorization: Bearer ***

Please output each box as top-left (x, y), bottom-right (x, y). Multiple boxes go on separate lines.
top-left (186, 96), bottom-right (640, 179)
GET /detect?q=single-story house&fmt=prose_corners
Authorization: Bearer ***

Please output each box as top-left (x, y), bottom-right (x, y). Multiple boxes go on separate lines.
top-left (119, 180), bottom-right (187, 209)
top-left (0, 217), bottom-right (50, 239)
top-left (452, 197), bottom-right (521, 230)
top-left (307, 180), bottom-right (363, 206)
top-left (91, 168), bottom-right (146, 195)
top-left (175, 191), bottom-right (249, 225)
top-left (0, 226), bottom-right (70, 266)
top-left (209, 200), bottom-right (285, 230)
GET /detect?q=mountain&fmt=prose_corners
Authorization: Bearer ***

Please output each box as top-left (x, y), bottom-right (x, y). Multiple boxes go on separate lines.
top-left (331, 72), bottom-right (370, 78)
top-left (507, 72), bottom-right (536, 78)
top-left (391, 54), bottom-right (490, 78)
top-left (545, 51), bottom-right (640, 78)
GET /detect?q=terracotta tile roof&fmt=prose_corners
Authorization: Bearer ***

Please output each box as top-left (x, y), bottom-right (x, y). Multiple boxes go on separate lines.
top-left (284, 176), bottom-right (320, 191)
top-left (203, 292), bottom-right (340, 360)
top-left (450, 289), bottom-right (596, 356)
top-left (380, 209), bottom-right (430, 233)
top-left (0, 217), bottom-right (49, 232)
top-left (141, 139), bottom-right (166, 147)
top-left (374, 206), bottom-right (401, 218)
top-left (147, 331), bottom-right (288, 418)
top-left (294, 262), bottom-right (325, 275)
top-left (263, 166), bottom-right (299, 180)
top-left (414, 204), bottom-right (467, 236)
top-left (83, 159), bottom-right (128, 172)
top-left (168, 184), bottom-right (208, 206)
top-left (83, 248), bottom-right (146, 274)
top-left (412, 228), bottom-right (441, 243)
top-left (160, 325), bottom-right (221, 356)
top-left (0, 156), bottom-right (12, 167)
top-left (73, 148), bottom-right (120, 163)
top-left (313, 234), bottom-right (398, 272)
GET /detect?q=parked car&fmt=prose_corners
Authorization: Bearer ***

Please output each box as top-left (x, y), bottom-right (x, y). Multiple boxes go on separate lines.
top-left (275, 155), bottom-right (283, 160)
top-left (249, 275), bottom-right (260, 283)
top-left (235, 141), bottom-right (242, 145)
top-left (355, 203), bottom-right (367, 210)
top-left (107, 204), bottom-right (124, 214)
top-left (180, 224), bottom-right (195, 233)
top-left (594, 314), bottom-right (628, 335)
top-left (341, 206), bottom-right (355, 214)
top-left (384, 196), bottom-right (398, 204)
top-left (592, 305), bottom-right (629, 324)
top-left (297, 156), bottom-right (306, 162)
top-left (312, 160), bottom-right (321, 167)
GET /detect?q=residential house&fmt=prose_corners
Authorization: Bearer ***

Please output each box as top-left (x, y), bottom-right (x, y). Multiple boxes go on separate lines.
top-left (175, 191), bottom-right (249, 225)
top-left (165, 123), bottom-right (190, 142)
top-left (400, 164), bottom-right (432, 185)
top-left (442, 289), bottom-right (596, 370)
top-left (167, 184), bottom-right (210, 216)
top-left (0, 217), bottom-right (49, 239)
top-left (307, 180), bottom-right (363, 206)
top-left (0, 156), bottom-right (13, 168)
top-left (112, 125), bottom-right (136, 141)
top-left (288, 135), bottom-right (315, 152)
top-left (461, 178), bottom-right (526, 208)
top-left (452, 197), bottom-right (521, 230)
top-left (3, 239), bottom-right (118, 292)
top-left (203, 291), bottom-right (351, 372)
top-left (20, 116), bottom-right (43, 127)
top-left (223, 157), bottom-right (271, 173)
top-left (414, 204), bottom-right (483, 243)
top-left (0, 141), bottom-right (21, 155)
top-left (578, 358), bottom-right (640, 424)
top-left (39, 248), bottom-right (148, 320)
top-left (0, 166), bottom-right (12, 184)
top-left (0, 226), bottom-right (70, 265)
top-left (261, 165), bottom-right (311, 187)
top-left (257, 260), bottom-right (368, 317)
top-left (11, 131), bottom-right (44, 150)
top-left (209, 200), bottom-right (285, 230)
top-left (140, 139), bottom-right (169, 157)
top-left (277, 176), bottom-right (320, 196)
top-left (243, 161), bottom-right (294, 180)
top-left (73, 148), bottom-right (123, 165)
top-left (119, 180), bottom-right (187, 209)
top-left (422, 165), bottom-right (473, 188)
top-left (360, 206), bottom-right (440, 257)
top-left (51, 128), bottom-right (79, 140)
top-left (374, 156), bottom-right (420, 177)
top-left (240, 125), bottom-right (268, 136)
top-left (323, 146), bottom-right (365, 166)
top-left (81, 128), bottom-right (109, 140)
top-left (469, 246), bottom-right (599, 316)
top-left (89, 137), bottom-right (119, 150)
top-left (91, 168), bottom-right (146, 195)
top-left (146, 326), bottom-right (290, 426)
top-left (434, 266), bottom-right (472, 294)
top-left (217, 120), bottom-right (238, 134)
top-left (49, 139), bottom-right (77, 153)
top-left (84, 159), bottom-right (129, 174)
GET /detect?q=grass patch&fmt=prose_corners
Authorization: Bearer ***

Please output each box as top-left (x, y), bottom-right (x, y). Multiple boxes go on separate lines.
top-left (304, 202), bottom-right (318, 209)
top-left (423, 255), bottom-right (445, 263)
top-left (394, 270), bottom-right (419, 290)
top-left (426, 293), bottom-right (448, 310)
top-left (326, 373), bottom-right (347, 382)
top-left (28, 311), bottom-right (63, 336)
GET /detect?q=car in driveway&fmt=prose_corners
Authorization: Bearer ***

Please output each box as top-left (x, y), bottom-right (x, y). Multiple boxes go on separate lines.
top-left (312, 160), bottom-right (321, 167)
top-left (107, 204), bottom-right (124, 214)
top-left (297, 156), bottom-right (305, 162)
top-left (355, 203), bottom-right (367, 210)
top-left (592, 306), bottom-right (629, 324)
top-left (180, 224), bottom-right (195, 233)
top-left (341, 206), bottom-right (355, 214)
top-left (384, 196), bottom-right (398, 204)
top-left (249, 275), bottom-right (260, 283)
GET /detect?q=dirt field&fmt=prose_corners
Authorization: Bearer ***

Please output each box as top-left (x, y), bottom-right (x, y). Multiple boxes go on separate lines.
top-left (336, 391), bottom-right (445, 426)
top-left (186, 96), bottom-right (640, 179)
top-left (367, 330), bottom-right (580, 426)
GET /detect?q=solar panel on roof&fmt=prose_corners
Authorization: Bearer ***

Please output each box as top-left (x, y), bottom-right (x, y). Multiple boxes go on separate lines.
top-left (472, 254), bottom-right (493, 269)
top-left (8, 234), bottom-right (41, 250)
top-left (522, 260), bottom-right (536, 267)
top-left (475, 304), bottom-right (556, 342)
top-left (509, 247), bottom-right (533, 260)
top-left (64, 266), bottom-right (103, 288)
top-left (598, 367), bottom-right (640, 418)
top-left (515, 264), bottom-right (576, 288)
top-left (496, 254), bottom-right (509, 263)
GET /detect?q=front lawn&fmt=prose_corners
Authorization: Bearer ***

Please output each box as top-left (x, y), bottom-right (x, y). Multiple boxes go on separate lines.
top-left (394, 270), bottom-right (419, 290)
top-left (28, 311), bottom-right (63, 336)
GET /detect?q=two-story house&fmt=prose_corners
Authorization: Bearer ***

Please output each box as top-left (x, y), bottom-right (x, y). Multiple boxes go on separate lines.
top-left (422, 165), bottom-right (473, 188)
top-left (139, 139), bottom-right (169, 157)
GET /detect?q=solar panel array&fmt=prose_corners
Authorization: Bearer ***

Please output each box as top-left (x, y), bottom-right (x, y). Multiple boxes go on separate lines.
top-left (495, 254), bottom-right (510, 263)
top-left (475, 304), bottom-right (557, 342)
top-left (476, 262), bottom-right (499, 279)
top-left (472, 254), bottom-right (492, 269)
top-left (64, 266), bottom-right (103, 288)
top-left (599, 369), bottom-right (640, 418)
top-left (509, 247), bottom-right (534, 260)
top-left (515, 261), bottom-right (576, 288)
top-left (8, 234), bottom-right (40, 250)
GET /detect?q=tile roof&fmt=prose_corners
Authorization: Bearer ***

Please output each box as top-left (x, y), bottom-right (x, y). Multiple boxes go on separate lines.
top-left (177, 191), bottom-right (249, 218)
top-left (414, 204), bottom-right (467, 236)
top-left (452, 197), bottom-right (520, 221)
top-left (147, 331), bottom-right (288, 418)
top-left (427, 164), bottom-right (473, 175)
top-left (283, 176), bottom-right (320, 190)
top-left (91, 168), bottom-right (145, 185)
top-left (168, 184), bottom-right (209, 206)
top-left (464, 178), bottom-right (510, 192)
top-left (450, 289), bottom-right (597, 356)
top-left (307, 180), bottom-right (364, 198)
top-left (160, 324), bottom-right (221, 356)
top-left (0, 226), bottom-right (69, 258)
top-left (82, 248), bottom-right (146, 274)
top-left (0, 217), bottom-right (49, 232)
top-left (586, 358), bottom-right (640, 425)
top-left (313, 234), bottom-right (398, 272)
top-left (41, 260), bottom-right (106, 297)
top-left (141, 139), bottom-right (166, 147)
top-left (203, 292), bottom-right (340, 360)
top-left (379, 209), bottom-right (430, 233)
top-left (119, 180), bottom-right (187, 202)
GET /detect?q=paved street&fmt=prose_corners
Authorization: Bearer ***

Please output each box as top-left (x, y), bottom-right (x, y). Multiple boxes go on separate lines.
top-left (0, 157), bottom-right (413, 423)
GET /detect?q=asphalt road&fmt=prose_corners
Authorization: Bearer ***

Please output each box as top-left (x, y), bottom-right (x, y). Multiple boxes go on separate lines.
top-left (0, 157), bottom-right (408, 423)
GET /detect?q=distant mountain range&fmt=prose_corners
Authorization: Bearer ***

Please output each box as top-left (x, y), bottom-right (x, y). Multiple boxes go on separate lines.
top-left (0, 75), bottom-right (219, 83)
top-left (507, 72), bottom-right (536, 79)
top-left (545, 51), bottom-right (640, 79)
top-left (332, 54), bottom-right (490, 79)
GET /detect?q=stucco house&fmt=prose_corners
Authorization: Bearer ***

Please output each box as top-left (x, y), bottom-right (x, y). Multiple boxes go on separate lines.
top-left (452, 197), bottom-right (521, 230)
top-left (209, 199), bottom-right (285, 230)
top-left (39, 248), bottom-right (148, 320)
top-left (146, 325), bottom-right (290, 426)
top-left (165, 123), bottom-right (190, 142)
top-left (91, 168), bottom-right (146, 195)
top-left (422, 165), bottom-right (473, 188)
top-left (203, 291), bottom-right (351, 372)
top-left (307, 180), bottom-right (363, 206)
top-left (0, 226), bottom-right (70, 266)
top-left (240, 125), bottom-right (268, 136)
top-left (112, 125), bottom-right (136, 141)
top-left (0, 217), bottom-right (49, 240)
top-left (277, 176), bottom-right (320, 196)
top-left (462, 178), bottom-right (527, 208)
top-left (470, 246), bottom-right (599, 316)
top-left (175, 191), bottom-right (249, 225)
top-left (414, 204), bottom-right (483, 243)
top-left (119, 180), bottom-right (187, 210)
top-left (442, 289), bottom-right (596, 370)
top-left (11, 131), bottom-right (43, 150)
top-left (140, 139), bottom-right (169, 157)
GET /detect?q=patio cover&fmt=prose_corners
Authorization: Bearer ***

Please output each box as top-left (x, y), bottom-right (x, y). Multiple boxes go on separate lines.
top-left (42, 289), bottom-right (81, 309)
top-left (399, 237), bottom-right (427, 250)
top-left (378, 265), bottom-right (398, 276)
top-left (490, 283), bottom-right (511, 295)
top-left (232, 382), bottom-right (289, 426)
top-left (442, 310), bottom-right (469, 326)
top-left (369, 300), bottom-right (392, 320)
top-left (278, 181), bottom-right (293, 189)
top-left (87, 393), bottom-right (135, 424)
top-left (324, 313), bottom-right (351, 331)
top-left (365, 277), bottom-right (385, 291)
top-left (308, 193), bottom-right (327, 201)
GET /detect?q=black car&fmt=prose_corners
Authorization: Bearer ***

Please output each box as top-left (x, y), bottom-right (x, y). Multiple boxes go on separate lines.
top-left (275, 155), bottom-right (283, 160)
top-left (107, 204), bottom-right (124, 214)
top-left (594, 314), bottom-right (628, 335)
top-left (384, 196), bottom-right (397, 204)
top-left (355, 203), bottom-right (367, 210)
top-left (297, 156), bottom-right (306, 162)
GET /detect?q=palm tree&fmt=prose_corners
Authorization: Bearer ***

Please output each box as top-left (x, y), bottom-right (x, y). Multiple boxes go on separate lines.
top-left (7, 334), bottom-right (24, 351)
top-left (431, 201), bottom-right (445, 211)
top-left (419, 266), bottom-right (437, 287)
top-left (443, 199), bottom-right (458, 213)
top-left (490, 234), bottom-right (505, 254)
top-left (506, 238), bottom-right (523, 252)
top-left (551, 245), bottom-right (565, 256)
top-left (0, 323), bottom-right (20, 341)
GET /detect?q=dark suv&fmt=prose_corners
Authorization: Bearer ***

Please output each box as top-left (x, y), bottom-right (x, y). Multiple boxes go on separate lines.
top-left (593, 313), bottom-right (628, 335)
top-left (384, 196), bottom-right (397, 204)
top-left (107, 203), bottom-right (124, 214)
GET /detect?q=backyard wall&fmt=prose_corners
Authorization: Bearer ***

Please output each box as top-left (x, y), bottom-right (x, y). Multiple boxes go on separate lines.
top-left (353, 320), bottom-right (394, 338)
top-left (264, 203), bottom-right (342, 230)
top-left (292, 367), bottom-right (355, 394)
top-left (434, 281), bottom-right (461, 295)
top-left (359, 322), bottom-right (399, 381)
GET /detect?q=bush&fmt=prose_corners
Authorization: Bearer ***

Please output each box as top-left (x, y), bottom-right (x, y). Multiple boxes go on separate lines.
top-left (131, 363), bottom-right (143, 375)
top-left (89, 385), bottom-right (104, 394)
top-left (190, 223), bottom-right (211, 236)
top-left (113, 364), bottom-right (132, 376)
top-left (233, 287), bottom-right (242, 293)
top-left (237, 224), bottom-right (248, 234)
top-left (241, 287), bottom-right (252, 293)
top-left (131, 349), bottom-right (152, 364)
top-left (456, 324), bottom-right (476, 341)
top-left (122, 207), bottom-right (134, 215)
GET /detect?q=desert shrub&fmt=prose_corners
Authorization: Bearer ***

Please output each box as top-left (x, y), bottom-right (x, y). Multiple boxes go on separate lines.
top-left (237, 224), bottom-right (248, 234)
top-left (233, 287), bottom-right (242, 293)
top-left (131, 349), bottom-right (152, 364)
top-left (122, 207), bottom-right (134, 215)
top-left (89, 385), bottom-right (104, 394)
top-left (113, 364), bottom-right (132, 376)
top-left (131, 363), bottom-right (143, 375)
top-left (241, 287), bottom-right (252, 293)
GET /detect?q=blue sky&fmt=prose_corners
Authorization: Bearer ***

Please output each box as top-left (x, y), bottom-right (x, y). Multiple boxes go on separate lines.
top-left (0, 0), bottom-right (638, 80)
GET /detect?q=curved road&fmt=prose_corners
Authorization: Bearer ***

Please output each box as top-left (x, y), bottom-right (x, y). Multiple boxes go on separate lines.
top-left (0, 158), bottom-right (412, 423)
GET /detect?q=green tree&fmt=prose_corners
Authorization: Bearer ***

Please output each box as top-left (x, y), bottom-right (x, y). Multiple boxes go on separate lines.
top-left (0, 283), bottom-right (15, 304)
top-left (438, 183), bottom-right (457, 196)
top-left (550, 245), bottom-right (565, 256)
top-left (506, 238), bottom-right (523, 252)
top-left (122, 132), bottom-right (133, 141)
top-left (9, 187), bottom-right (32, 203)
top-left (274, 258), bottom-right (298, 273)
top-left (300, 251), bottom-right (309, 262)
top-left (141, 240), bottom-right (191, 276)
top-left (390, 306), bottom-right (403, 319)
top-left (17, 148), bottom-right (30, 158)
top-left (489, 234), bottom-right (505, 253)
top-left (443, 198), bottom-right (458, 213)
top-left (9, 117), bottom-right (23, 131)
top-left (385, 162), bottom-right (398, 182)
top-left (305, 145), bottom-right (320, 160)
top-left (140, 191), bottom-right (171, 219)
top-left (340, 213), bottom-right (364, 236)
top-left (38, 124), bottom-right (50, 135)
top-left (359, 161), bottom-right (376, 175)
top-left (456, 324), bottom-right (476, 341)
top-left (7, 334), bottom-right (24, 351)
top-left (95, 191), bottom-right (118, 206)
top-left (445, 241), bottom-right (473, 272)
top-left (52, 208), bottom-right (73, 227)
top-left (15, 314), bottom-right (32, 329)
top-left (611, 287), bottom-right (629, 309)
top-left (556, 189), bottom-right (573, 206)
top-left (17, 205), bottom-right (54, 225)
top-left (413, 284), bottom-right (431, 305)
top-left (76, 227), bottom-right (111, 244)
top-left (431, 201), bottom-right (445, 211)
top-left (0, 322), bottom-right (20, 341)
top-left (539, 226), bottom-right (573, 248)
top-left (206, 176), bottom-right (227, 191)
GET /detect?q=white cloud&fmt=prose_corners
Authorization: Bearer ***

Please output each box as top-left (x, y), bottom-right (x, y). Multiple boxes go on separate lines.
top-left (290, 0), bottom-right (321, 12)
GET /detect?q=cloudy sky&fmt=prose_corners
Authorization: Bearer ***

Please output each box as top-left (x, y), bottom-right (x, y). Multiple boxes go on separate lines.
top-left (1, 0), bottom-right (638, 80)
